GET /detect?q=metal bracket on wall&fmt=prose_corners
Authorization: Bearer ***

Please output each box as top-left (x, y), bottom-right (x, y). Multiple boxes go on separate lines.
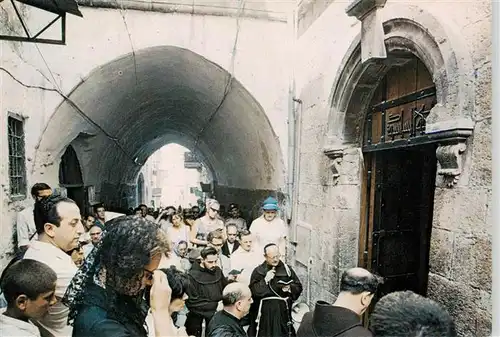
top-left (0, 0), bottom-right (82, 45)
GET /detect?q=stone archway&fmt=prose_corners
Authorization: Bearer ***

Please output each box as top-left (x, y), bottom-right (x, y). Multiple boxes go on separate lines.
top-left (324, 4), bottom-right (475, 188)
top-left (34, 46), bottom-right (285, 211)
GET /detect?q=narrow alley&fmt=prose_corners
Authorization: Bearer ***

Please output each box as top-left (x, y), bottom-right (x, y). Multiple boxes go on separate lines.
top-left (0, 0), bottom-right (492, 336)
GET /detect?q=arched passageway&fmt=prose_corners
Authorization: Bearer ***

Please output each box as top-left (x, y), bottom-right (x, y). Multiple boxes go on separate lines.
top-left (59, 145), bottom-right (85, 213)
top-left (37, 46), bottom-right (284, 212)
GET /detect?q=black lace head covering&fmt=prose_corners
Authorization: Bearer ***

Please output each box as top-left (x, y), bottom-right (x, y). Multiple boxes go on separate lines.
top-left (62, 215), bottom-right (170, 329)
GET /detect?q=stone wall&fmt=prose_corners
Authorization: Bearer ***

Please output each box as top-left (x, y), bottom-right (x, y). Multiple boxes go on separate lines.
top-left (292, 1), bottom-right (491, 336)
top-left (0, 4), bottom-right (290, 268)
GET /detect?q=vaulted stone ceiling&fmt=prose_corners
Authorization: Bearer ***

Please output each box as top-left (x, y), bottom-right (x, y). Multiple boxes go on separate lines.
top-left (39, 46), bottom-right (283, 190)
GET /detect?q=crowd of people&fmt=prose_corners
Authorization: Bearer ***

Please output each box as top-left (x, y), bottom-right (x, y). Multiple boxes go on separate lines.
top-left (0, 182), bottom-right (458, 337)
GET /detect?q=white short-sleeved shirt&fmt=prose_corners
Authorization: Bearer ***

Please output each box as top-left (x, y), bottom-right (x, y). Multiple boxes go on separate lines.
top-left (166, 225), bottom-right (190, 246)
top-left (0, 309), bottom-right (41, 337)
top-left (250, 216), bottom-right (287, 252)
top-left (194, 216), bottom-right (224, 240)
top-left (24, 241), bottom-right (78, 337)
top-left (230, 247), bottom-right (263, 285)
top-left (16, 206), bottom-right (38, 247)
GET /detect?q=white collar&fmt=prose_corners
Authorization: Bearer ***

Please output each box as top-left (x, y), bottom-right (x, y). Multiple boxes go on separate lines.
top-left (28, 240), bottom-right (72, 262)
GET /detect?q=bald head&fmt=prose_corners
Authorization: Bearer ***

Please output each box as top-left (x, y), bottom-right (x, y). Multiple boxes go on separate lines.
top-left (334, 267), bottom-right (384, 316)
top-left (340, 267), bottom-right (383, 295)
top-left (347, 267), bottom-right (373, 278)
top-left (222, 282), bottom-right (251, 306)
top-left (264, 244), bottom-right (280, 267)
top-left (222, 282), bottom-right (253, 318)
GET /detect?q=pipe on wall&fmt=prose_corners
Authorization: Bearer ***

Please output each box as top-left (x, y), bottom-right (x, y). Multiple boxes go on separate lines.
top-left (76, 0), bottom-right (287, 22)
top-left (287, 4), bottom-right (302, 251)
top-left (286, 7), bottom-right (297, 225)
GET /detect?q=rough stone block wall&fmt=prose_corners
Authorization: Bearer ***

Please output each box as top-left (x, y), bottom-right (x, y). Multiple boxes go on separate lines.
top-left (293, 1), bottom-right (491, 335)
top-left (0, 4), bottom-right (290, 269)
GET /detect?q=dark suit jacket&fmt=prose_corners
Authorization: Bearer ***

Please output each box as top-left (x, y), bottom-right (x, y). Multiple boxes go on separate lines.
top-left (297, 301), bottom-right (373, 337)
top-left (221, 241), bottom-right (240, 257)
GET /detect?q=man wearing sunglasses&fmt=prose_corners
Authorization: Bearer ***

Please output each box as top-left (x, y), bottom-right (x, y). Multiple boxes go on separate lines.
top-left (191, 199), bottom-right (226, 246)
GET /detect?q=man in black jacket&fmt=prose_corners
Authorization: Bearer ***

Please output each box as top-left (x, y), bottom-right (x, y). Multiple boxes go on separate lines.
top-left (185, 247), bottom-right (235, 337)
top-left (297, 267), bottom-right (383, 337)
top-left (206, 282), bottom-right (253, 337)
top-left (221, 224), bottom-right (240, 257)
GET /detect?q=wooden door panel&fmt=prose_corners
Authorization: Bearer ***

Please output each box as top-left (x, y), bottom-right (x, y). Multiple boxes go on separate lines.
top-left (374, 230), bottom-right (419, 276)
top-left (370, 147), bottom-right (435, 296)
top-left (378, 273), bottom-right (419, 299)
top-left (360, 57), bottom-right (438, 325)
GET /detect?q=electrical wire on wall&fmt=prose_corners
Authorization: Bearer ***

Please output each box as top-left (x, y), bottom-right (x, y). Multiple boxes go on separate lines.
top-left (115, 0), bottom-right (138, 85)
top-left (2, 0), bottom-right (247, 171)
top-left (0, 6), bottom-right (143, 169)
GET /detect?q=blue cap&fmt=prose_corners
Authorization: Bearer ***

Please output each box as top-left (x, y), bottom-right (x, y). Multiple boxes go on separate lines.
top-left (262, 196), bottom-right (279, 211)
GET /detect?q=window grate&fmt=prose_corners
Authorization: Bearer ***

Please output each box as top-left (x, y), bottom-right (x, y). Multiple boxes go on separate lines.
top-left (8, 116), bottom-right (27, 198)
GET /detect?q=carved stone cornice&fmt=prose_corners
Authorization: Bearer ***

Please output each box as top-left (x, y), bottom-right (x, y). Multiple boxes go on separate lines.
top-left (435, 143), bottom-right (467, 187)
top-left (426, 118), bottom-right (474, 188)
top-left (346, 0), bottom-right (387, 20)
top-left (323, 146), bottom-right (344, 182)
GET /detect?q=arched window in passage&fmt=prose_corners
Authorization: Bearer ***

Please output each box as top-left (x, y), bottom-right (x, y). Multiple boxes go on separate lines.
top-left (59, 145), bottom-right (85, 213)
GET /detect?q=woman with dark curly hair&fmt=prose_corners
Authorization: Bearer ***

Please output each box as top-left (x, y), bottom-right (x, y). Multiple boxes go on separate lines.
top-left (145, 266), bottom-right (191, 336)
top-left (62, 216), bottom-right (180, 337)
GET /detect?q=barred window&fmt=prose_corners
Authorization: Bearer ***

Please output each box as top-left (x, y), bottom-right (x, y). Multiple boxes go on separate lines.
top-left (8, 116), bottom-right (27, 198)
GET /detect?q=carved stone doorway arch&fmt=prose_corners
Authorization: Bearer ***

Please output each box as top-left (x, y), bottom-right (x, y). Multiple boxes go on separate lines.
top-left (322, 3), bottom-right (476, 323)
top-left (324, 6), bottom-right (475, 187)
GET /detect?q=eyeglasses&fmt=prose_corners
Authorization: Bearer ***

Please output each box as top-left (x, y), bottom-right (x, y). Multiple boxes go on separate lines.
top-left (210, 208), bottom-right (219, 212)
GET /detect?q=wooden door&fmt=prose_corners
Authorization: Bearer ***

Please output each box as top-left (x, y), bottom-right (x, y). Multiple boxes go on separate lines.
top-left (369, 146), bottom-right (436, 294)
top-left (359, 56), bottom-right (438, 321)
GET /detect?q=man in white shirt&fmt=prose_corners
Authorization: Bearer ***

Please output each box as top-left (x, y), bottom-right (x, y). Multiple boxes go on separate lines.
top-left (249, 197), bottom-right (287, 254)
top-left (17, 183), bottom-right (52, 252)
top-left (230, 230), bottom-right (263, 285)
top-left (24, 194), bottom-right (84, 337)
top-left (82, 223), bottom-right (103, 258)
